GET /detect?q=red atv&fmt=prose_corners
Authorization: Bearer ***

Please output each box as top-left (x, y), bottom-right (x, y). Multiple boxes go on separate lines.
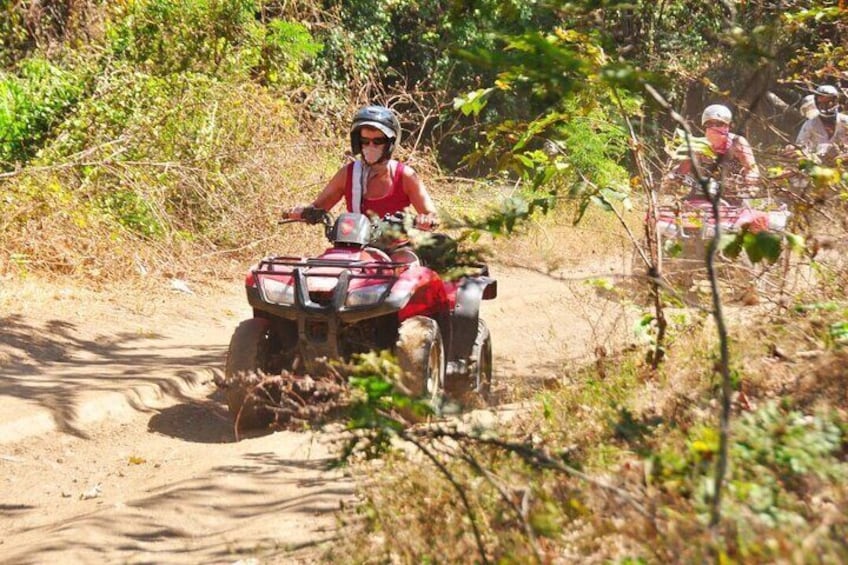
top-left (220, 207), bottom-right (497, 429)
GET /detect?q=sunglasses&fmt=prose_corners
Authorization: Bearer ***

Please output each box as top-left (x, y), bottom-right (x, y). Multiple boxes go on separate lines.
top-left (360, 136), bottom-right (390, 146)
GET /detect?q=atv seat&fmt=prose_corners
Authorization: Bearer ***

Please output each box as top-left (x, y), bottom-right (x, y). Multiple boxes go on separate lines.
top-left (389, 247), bottom-right (421, 268)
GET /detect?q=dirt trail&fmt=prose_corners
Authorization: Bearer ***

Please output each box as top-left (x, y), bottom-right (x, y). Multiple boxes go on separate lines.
top-left (0, 262), bottom-right (637, 563)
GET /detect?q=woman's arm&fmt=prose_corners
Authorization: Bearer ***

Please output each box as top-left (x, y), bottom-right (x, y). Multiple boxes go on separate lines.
top-left (400, 164), bottom-right (439, 229)
top-left (734, 135), bottom-right (760, 183)
top-left (287, 165), bottom-right (347, 218)
top-left (311, 165), bottom-right (348, 209)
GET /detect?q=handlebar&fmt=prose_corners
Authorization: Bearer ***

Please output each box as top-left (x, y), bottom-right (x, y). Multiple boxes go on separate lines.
top-left (376, 211), bottom-right (440, 232)
top-left (279, 206), bottom-right (331, 226)
top-left (281, 207), bottom-right (437, 231)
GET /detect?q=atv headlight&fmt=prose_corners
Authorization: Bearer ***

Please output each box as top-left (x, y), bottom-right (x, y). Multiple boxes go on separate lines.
top-left (262, 277), bottom-right (295, 305)
top-left (345, 283), bottom-right (390, 307)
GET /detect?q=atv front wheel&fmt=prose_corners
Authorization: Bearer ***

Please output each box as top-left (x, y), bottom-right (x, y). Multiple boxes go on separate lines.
top-left (396, 316), bottom-right (445, 406)
top-left (223, 318), bottom-right (280, 431)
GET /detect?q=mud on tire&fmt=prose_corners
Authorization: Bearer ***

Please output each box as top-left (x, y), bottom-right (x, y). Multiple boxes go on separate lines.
top-left (223, 318), bottom-right (280, 431)
top-left (396, 316), bottom-right (445, 406)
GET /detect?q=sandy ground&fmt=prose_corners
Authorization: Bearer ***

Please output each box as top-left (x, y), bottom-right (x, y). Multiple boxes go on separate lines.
top-left (0, 258), bottom-right (638, 563)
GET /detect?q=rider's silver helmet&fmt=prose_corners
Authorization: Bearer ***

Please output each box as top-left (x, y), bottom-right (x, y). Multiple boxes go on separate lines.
top-left (701, 104), bottom-right (733, 126)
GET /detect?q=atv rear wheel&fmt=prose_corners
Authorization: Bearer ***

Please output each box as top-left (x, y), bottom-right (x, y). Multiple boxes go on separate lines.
top-left (396, 316), bottom-right (445, 406)
top-left (224, 318), bottom-right (281, 431)
top-left (470, 319), bottom-right (493, 401)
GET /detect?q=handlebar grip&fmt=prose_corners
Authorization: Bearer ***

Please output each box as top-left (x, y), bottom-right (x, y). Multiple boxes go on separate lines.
top-left (382, 212), bottom-right (407, 224)
top-left (301, 206), bottom-right (326, 225)
top-left (380, 212), bottom-right (439, 231)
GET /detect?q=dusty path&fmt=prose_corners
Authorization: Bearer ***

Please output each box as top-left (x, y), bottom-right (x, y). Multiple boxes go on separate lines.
top-left (0, 262), bottom-right (636, 563)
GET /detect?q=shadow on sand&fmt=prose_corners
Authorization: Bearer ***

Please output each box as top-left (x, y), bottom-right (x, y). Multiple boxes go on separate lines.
top-left (0, 314), bottom-right (226, 438)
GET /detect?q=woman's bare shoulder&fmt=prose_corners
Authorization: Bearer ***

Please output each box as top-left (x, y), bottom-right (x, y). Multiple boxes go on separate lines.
top-left (399, 161), bottom-right (420, 177)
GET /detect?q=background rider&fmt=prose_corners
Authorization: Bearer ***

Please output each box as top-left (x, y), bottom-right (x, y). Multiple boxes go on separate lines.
top-left (669, 103), bottom-right (760, 202)
top-left (795, 84), bottom-right (848, 162)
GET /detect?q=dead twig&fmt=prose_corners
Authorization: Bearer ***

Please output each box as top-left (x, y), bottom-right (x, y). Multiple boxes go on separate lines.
top-left (409, 425), bottom-right (650, 518)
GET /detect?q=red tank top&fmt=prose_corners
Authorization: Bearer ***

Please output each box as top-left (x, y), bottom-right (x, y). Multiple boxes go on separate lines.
top-left (345, 161), bottom-right (411, 217)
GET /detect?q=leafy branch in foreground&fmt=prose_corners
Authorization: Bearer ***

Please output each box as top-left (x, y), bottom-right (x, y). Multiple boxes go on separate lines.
top-left (330, 341), bottom-right (848, 563)
top-left (333, 354), bottom-right (648, 564)
top-left (445, 2), bottom-right (848, 551)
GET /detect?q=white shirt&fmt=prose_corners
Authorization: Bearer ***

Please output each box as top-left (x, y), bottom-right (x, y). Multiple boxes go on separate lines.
top-left (795, 113), bottom-right (848, 155)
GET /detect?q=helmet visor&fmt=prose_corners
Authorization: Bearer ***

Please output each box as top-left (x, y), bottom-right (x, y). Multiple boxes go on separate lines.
top-left (353, 121), bottom-right (396, 139)
top-left (816, 95), bottom-right (838, 113)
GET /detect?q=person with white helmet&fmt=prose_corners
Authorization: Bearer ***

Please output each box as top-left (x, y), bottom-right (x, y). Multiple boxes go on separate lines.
top-left (288, 104), bottom-right (439, 229)
top-left (795, 84), bottom-right (848, 159)
top-left (670, 103), bottom-right (760, 199)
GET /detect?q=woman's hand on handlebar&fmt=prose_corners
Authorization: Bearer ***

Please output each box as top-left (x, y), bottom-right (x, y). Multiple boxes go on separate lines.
top-left (284, 204), bottom-right (305, 220)
top-left (283, 204), bottom-right (325, 224)
top-left (379, 211), bottom-right (439, 231)
top-left (415, 213), bottom-right (439, 231)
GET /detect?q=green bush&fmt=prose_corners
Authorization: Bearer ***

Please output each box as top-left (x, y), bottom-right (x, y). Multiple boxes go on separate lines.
top-left (649, 401), bottom-right (847, 558)
top-left (315, 0), bottom-right (392, 89)
top-left (106, 0), bottom-right (259, 77)
top-left (256, 19), bottom-right (322, 88)
top-left (104, 1), bottom-right (322, 88)
top-left (0, 57), bottom-right (87, 167)
top-left (33, 66), bottom-right (319, 243)
top-left (96, 188), bottom-right (164, 238)
top-left (0, 3), bottom-right (29, 67)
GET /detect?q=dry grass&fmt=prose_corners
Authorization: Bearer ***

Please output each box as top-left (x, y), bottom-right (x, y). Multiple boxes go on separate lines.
top-left (330, 306), bottom-right (848, 562)
top-left (327, 216), bottom-right (848, 563)
top-left (0, 82), bottom-right (345, 284)
top-left (486, 201), bottom-right (641, 274)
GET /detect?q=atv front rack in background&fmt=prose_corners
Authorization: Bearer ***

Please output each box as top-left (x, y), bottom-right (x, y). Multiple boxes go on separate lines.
top-left (656, 202), bottom-right (745, 239)
top-left (656, 199), bottom-right (790, 240)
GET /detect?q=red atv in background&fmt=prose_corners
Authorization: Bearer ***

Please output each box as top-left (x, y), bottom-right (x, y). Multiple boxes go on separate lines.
top-left (653, 174), bottom-right (791, 291)
top-left (219, 207), bottom-right (497, 429)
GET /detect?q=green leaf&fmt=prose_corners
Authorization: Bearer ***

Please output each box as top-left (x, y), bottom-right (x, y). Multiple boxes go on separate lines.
top-left (663, 239), bottom-right (683, 258)
top-left (634, 313), bottom-right (656, 344)
top-left (574, 198), bottom-right (590, 225)
top-left (453, 87), bottom-right (494, 116)
top-left (672, 135), bottom-right (714, 161)
top-left (589, 194), bottom-right (613, 212)
top-left (513, 153), bottom-right (535, 169)
top-left (542, 395), bottom-right (553, 420)
top-left (829, 322), bottom-right (848, 344)
top-left (794, 302), bottom-right (839, 313)
top-left (742, 232), bottom-right (764, 263)
top-left (599, 186), bottom-right (629, 202)
top-left (785, 232), bottom-right (805, 252)
top-left (743, 231), bottom-right (782, 264)
top-left (721, 234), bottom-right (743, 259)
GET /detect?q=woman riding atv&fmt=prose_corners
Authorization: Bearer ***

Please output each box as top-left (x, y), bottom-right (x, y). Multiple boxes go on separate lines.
top-left (287, 105), bottom-right (446, 266)
top-left (665, 103), bottom-right (761, 203)
top-left (288, 105), bottom-right (439, 230)
top-left (659, 104), bottom-right (781, 238)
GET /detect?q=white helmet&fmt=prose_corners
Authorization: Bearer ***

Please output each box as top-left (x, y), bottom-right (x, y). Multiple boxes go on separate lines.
top-left (815, 84), bottom-right (839, 97)
top-left (701, 104), bottom-right (733, 126)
